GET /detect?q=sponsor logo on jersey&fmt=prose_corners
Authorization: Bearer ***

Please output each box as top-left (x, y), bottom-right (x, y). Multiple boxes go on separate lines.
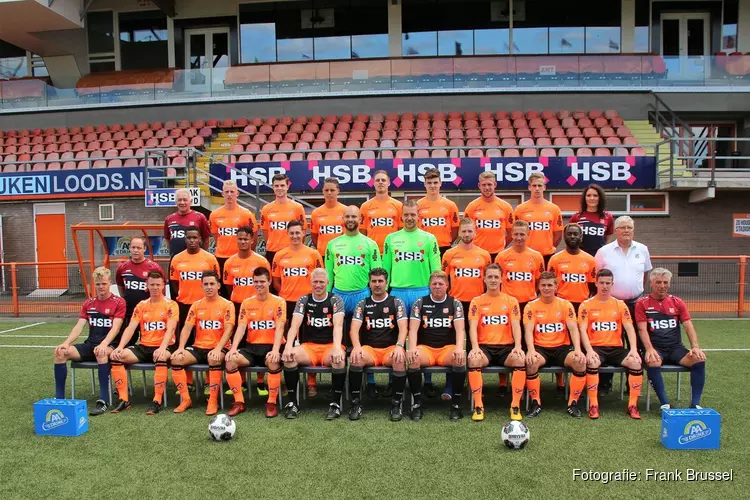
top-left (482, 315), bottom-right (508, 325)
top-left (562, 273), bottom-right (587, 283)
top-left (179, 271), bottom-right (204, 280)
top-left (580, 225), bottom-right (606, 236)
top-left (476, 219), bottom-right (502, 229)
top-left (283, 267), bottom-right (308, 277)
top-left (307, 316), bottom-right (332, 328)
top-left (454, 267), bottom-right (481, 278)
top-left (233, 277), bottom-right (254, 286)
top-left (269, 221), bottom-right (288, 230)
top-left (421, 217), bottom-right (445, 227)
top-left (649, 319), bottom-right (678, 330)
top-left (218, 227), bottom-right (239, 236)
top-left (199, 320), bottom-right (222, 330)
top-left (337, 254), bottom-right (365, 266)
top-left (591, 321), bottom-right (618, 331)
top-left (370, 217), bottom-right (394, 227)
top-left (506, 271), bottom-right (533, 281)
top-left (248, 320), bottom-right (275, 330)
top-left (536, 322), bottom-right (564, 333)
top-left (319, 225), bottom-right (343, 235)
top-left (89, 317), bottom-right (113, 328)
top-left (366, 317), bottom-right (393, 329)
top-left (144, 321), bottom-right (166, 331)
top-left (170, 229), bottom-right (186, 239)
top-left (528, 221), bottom-right (550, 231)
top-left (395, 250), bottom-right (424, 262)
top-left (123, 280), bottom-right (147, 290)
top-left (422, 317), bottom-right (452, 328)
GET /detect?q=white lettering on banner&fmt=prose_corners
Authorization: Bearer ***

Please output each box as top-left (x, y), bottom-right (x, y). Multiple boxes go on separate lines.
top-left (396, 162), bottom-right (457, 183)
top-left (569, 161), bottom-right (632, 182)
top-left (0, 175), bottom-right (50, 195)
top-left (230, 166), bottom-right (286, 187)
top-left (482, 161), bottom-right (544, 182)
top-left (312, 163), bottom-right (372, 184)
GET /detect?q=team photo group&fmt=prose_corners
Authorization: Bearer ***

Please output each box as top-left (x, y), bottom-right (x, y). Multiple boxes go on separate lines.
top-left (51, 168), bottom-right (707, 424)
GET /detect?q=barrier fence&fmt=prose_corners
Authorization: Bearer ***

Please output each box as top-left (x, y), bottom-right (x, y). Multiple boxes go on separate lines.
top-left (0, 256), bottom-right (745, 319)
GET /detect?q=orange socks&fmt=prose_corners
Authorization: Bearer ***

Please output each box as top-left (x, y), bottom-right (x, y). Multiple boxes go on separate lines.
top-left (257, 372), bottom-right (265, 385)
top-left (587, 368), bottom-right (599, 407)
top-left (111, 362), bottom-right (129, 402)
top-left (153, 362), bottom-right (168, 404)
top-left (208, 367), bottom-right (222, 404)
top-left (568, 371), bottom-right (586, 406)
top-left (511, 368), bottom-right (526, 408)
top-left (469, 368), bottom-right (484, 408)
top-left (628, 369), bottom-right (643, 407)
top-left (268, 370), bottom-right (281, 404)
top-left (173, 367), bottom-right (190, 401)
top-left (307, 373), bottom-right (317, 387)
top-left (186, 371), bottom-right (194, 386)
top-left (226, 369), bottom-right (245, 404)
top-left (498, 373), bottom-right (507, 387)
top-left (526, 372), bottom-right (541, 404)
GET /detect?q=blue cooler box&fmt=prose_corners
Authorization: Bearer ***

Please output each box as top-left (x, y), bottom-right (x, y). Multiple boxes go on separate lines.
top-left (34, 399), bottom-right (89, 437)
top-left (661, 408), bottom-right (720, 450)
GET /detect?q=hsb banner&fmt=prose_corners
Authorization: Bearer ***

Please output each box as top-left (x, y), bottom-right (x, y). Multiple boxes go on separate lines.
top-left (210, 156), bottom-right (656, 193)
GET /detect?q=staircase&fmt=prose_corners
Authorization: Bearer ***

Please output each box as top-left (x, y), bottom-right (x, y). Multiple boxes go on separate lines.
top-left (626, 119), bottom-right (689, 179)
top-left (173, 131), bottom-right (240, 207)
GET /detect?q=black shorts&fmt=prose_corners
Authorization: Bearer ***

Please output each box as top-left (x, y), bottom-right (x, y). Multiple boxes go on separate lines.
top-left (74, 341), bottom-right (116, 362)
top-left (238, 344), bottom-right (274, 366)
top-left (121, 310), bottom-right (140, 345)
top-left (490, 253), bottom-right (498, 262)
top-left (127, 344), bottom-right (176, 363)
top-left (286, 301), bottom-right (296, 325)
top-left (479, 344), bottom-right (513, 366)
top-left (571, 302), bottom-right (581, 315)
top-left (177, 302), bottom-right (195, 345)
top-left (535, 345), bottom-right (573, 367)
top-left (216, 257), bottom-right (230, 299)
top-left (651, 344), bottom-right (690, 365)
top-left (592, 346), bottom-right (630, 367)
top-left (185, 345), bottom-right (228, 364)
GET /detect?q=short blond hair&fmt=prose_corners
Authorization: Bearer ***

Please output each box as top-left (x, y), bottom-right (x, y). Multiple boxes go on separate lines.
top-left (528, 172), bottom-right (546, 184)
top-left (222, 180), bottom-right (237, 189)
top-left (459, 217), bottom-right (475, 227)
top-left (92, 267), bottom-right (111, 281)
top-left (478, 171), bottom-right (496, 182)
top-left (429, 270), bottom-right (449, 284)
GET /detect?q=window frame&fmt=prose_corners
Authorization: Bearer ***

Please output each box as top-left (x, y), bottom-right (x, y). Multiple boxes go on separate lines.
top-left (549, 191), bottom-right (670, 216)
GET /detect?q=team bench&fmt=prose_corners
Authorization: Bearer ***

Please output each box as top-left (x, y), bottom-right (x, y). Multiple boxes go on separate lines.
top-left (69, 362), bottom-right (687, 412)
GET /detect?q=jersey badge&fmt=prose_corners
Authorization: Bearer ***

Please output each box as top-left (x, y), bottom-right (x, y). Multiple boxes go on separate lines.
top-left (323, 307), bottom-right (329, 313)
top-left (383, 307), bottom-right (389, 313)
top-left (443, 308), bottom-right (449, 314)
top-left (105, 308), bottom-right (111, 314)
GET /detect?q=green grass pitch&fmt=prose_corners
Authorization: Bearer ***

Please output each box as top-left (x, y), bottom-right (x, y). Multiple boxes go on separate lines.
top-left (0, 320), bottom-right (746, 499)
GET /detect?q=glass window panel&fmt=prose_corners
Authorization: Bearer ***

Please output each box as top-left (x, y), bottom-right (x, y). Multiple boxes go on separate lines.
top-left (314, 36), bottom-right (351, 60)
top-left (607, 194), bottom-right (628, 212)
top-left (549, 27), bottom-right (584, 54)
top-left (686, 19), bottom-right (706, 57)
top-left (87, 11), bottom-right (114, 54)
top-left (662, 20), bottom-right (679, 57)
top-left (634, 26), bottom-right (649, 53)
top-left (351, 34), bottom-right (389, 59)
top-left (0, 57), bottom-right (27, 79)
top-left (402, 32), bottom-right (437, 57)
top-left (474, 29), bottom-right (510, 55)
top-left (722, 24), bottom-right (737, 51)
top-left (630, 194), bottom-right (666, 211)
top-left (513, 28), bottom-right (549, 55)
top-left (241, 23), bottom-right (276, 63)
top-left (277, 38), bottom-right (314, 62)
top-left (118, 11), bottom-right (168, 70)
top-left (586, 27), bottom-right (620, 54)
top-left (438, 30), bottom-right (474, 56)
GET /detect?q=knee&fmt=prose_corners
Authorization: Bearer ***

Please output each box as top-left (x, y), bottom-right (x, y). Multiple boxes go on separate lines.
top-left (647, 360), bottom-right (662, 368)
top-left (392, 360), bottom-right (406, 371)
top-left (267, 361), bottom-right (280, 371)
top-left (95, 354), bottom-right (109, 364)
top-left (53, 352), bottom-right (66, 364)
top-left (467, 358), bottom-right (480, 369)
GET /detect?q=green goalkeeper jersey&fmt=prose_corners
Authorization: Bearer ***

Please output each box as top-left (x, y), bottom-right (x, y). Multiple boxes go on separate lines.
top-left (382, 228), bottom-right (441, 288)
top-left (325, 233), bottom-right (382, 292)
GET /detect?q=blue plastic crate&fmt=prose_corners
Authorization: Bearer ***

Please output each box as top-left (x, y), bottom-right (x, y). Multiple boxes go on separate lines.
top-left (661, 408), bottom-right (720, 450)
top-left (34, 399), bottom-right (89, 437)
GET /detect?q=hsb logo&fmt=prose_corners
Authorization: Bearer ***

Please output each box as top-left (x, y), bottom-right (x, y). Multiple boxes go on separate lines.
top-left (536, 323), bottom-right (564, 333)
top-left (199, 320), bottom-right (222, 329)
top-left (248, 320), bottom-right (275, 330)
top-left (180, 271), bottom-right (203, 280)
top-left (337, 255), bottom-right (364, 266)
top-left (581, 226), bottom-right (606, 236)
top-left (319, 225), bottom-right (342, 235)
top-left (170, 229), bottom-right (186, 239)
top-left (421, 217), bottom-right (445, 227)
top-left (528, 221), bottom-right (550, 231)
top-left (366, 317), bottom-right (393, 329)
top-left (592, 321), bottom-right (618, 331)
top-left (562, 273), bottom-right (587, 283)
top-left (144, 321), bottom-right (166, 331)
top-left (218, 227), bottom-right (239, 236)
top-left (423, 317), bottom-right (452, 328)
top-left (269, 221), bottom-right (288, 230)
top-left (124, 280), bottom-right (147, 290)
top-left (476, 219), bottom-right (501, 229)
top-left (89, 317), bottom-right (113, 328)
top-left (482, 315), bottom-right (508, 325)
top-left (233, 277), bottom-right (254, 286)
top-left (283, 268), bottom-right (308, 277)
top-left (396, 251), bottom-right (423, 262)
top-left (649, 319), bottom-right (678, 330)
top-left (307, 317), bottom-right (332, 328)
top-left (370, 217), bottom-right (394, 227)
top-left (455, 268), bottom-right (481, 278)
top-left (507, 271), bottom-right (533, 281)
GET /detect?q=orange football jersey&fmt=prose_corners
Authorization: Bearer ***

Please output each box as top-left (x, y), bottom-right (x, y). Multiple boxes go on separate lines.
top-left (441, 245), bottom-right (492, 302)
top-left (222, 252), bottom-right (271, 303)
top-left (131, 298), bottom-right (179, 347)
top-left (209, 205), bottom-right (257, 258)
top-left (416, 196), bottom-right (460, 247)
top-left (494, 247), bottom-right (545, 302)
top-left (169, 250), bottom-right (220, 304)
top-left (238, 294), bottom-right (287, 344)
top-left (578, 296), bottom-right (631, 347)
top-left (271, 246), bottom-right (323, 302)
top-left (185, 297), bottom-right (235, 349)
top-left (260, 200), bottom-right (307, 253)
top-left (464, 196), bottom-right (514, 253)
top-left (311, 202), bottom-right (346, 256)
top-left (468, 292), bottom-right (520, 345)
top-left (524, 297), bottom-right (576, 348)
top-left (513, 199), bottom-right (564, 256)
top-left (547, 249), bottom-right (596, 304)
top-left (360, 197), bottom-right (402, 252)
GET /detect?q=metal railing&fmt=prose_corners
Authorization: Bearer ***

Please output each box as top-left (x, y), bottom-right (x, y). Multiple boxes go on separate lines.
top-left (648, 93), bottom-right (695, 164)
top-left (656, 136), bottom-right (750, 187)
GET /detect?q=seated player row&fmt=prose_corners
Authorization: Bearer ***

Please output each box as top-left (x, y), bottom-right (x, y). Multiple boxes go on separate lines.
top-left (52, 262), bottom-right (706, 423)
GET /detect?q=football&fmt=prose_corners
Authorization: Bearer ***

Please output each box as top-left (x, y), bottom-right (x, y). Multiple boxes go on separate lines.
top-left (501, 421), bottom-right (530, 450)
top-left (208, 414), bottom-right (236, 441)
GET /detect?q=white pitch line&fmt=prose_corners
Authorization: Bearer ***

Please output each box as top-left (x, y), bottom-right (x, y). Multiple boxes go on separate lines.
top-left (0, 335), bottom-right (67, 338)
top-left (0, 344), bottom-right (56, 348)
top-left (703, 348), bottom-right (750, 352)
top-left (0, 322), bottom-right (46, 334)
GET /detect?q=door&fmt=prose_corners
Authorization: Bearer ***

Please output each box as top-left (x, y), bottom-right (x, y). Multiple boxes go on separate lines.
top-left (34, 204), bottom-right (68, 289)
top-left (661, 13), bottom-right (710, 81)
top-left (185, 28), bottom-right (230, 92)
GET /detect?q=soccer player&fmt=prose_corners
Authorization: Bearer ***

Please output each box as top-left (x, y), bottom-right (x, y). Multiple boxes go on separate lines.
top-left (311, 177), bottom-right (346, 257)
top-left (224, 267), bottom-right (286, 418)
top-left (281, 268), bottom-right (347, 419)
top-left (523, 272), bottom-right (587, 418)
top-left (547, 223), bottom-right (597, 312)
top-left (109, 272), bottom-right (178, 414)
top-left (442, 218), bottom-right (493, 315)
top-left (348, 268), bottom-right (409, 421)
top-left (464, 171), bottom-right (514, 261)
top-left (164, 188), bottom-right (210, 299)
top-left (171, 271), bottom-right (235, 416)
top-left (407, 271), bottom-right (467, 421)
top-left (210, 180), bottom-right (257, 298)
top-left (578, 269), bottom-right (643, 420)
top-left (494, 220), bottom-right (545, 314)
top-left (416, 168), bottom-right (460, 257)
top-left (53, 267), bottom-right (126, 416)
top-left (271, 220), bottom-right (324, 325)
top-left (569, 184), bottom-right (615, 258)
top-left (115, 236), bottom-right (164, 344)
top-left (383, 199), bottom-right (441, 396)
top-left (467, 264), bottom-right (526, 421)
top-left (513, 172), bottom-right (563, 268)
top-left (635, 268), bottom-right (707, 410)
top-left (360, 169), bottom-right (403, 253)
top-left (260, 173), bottom-right (306, 268)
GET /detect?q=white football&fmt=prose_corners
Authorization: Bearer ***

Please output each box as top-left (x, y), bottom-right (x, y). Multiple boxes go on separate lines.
top-left (501, 420), bottom-right (530, 450)
top-left (208, 414), bottom-right (236, 441)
